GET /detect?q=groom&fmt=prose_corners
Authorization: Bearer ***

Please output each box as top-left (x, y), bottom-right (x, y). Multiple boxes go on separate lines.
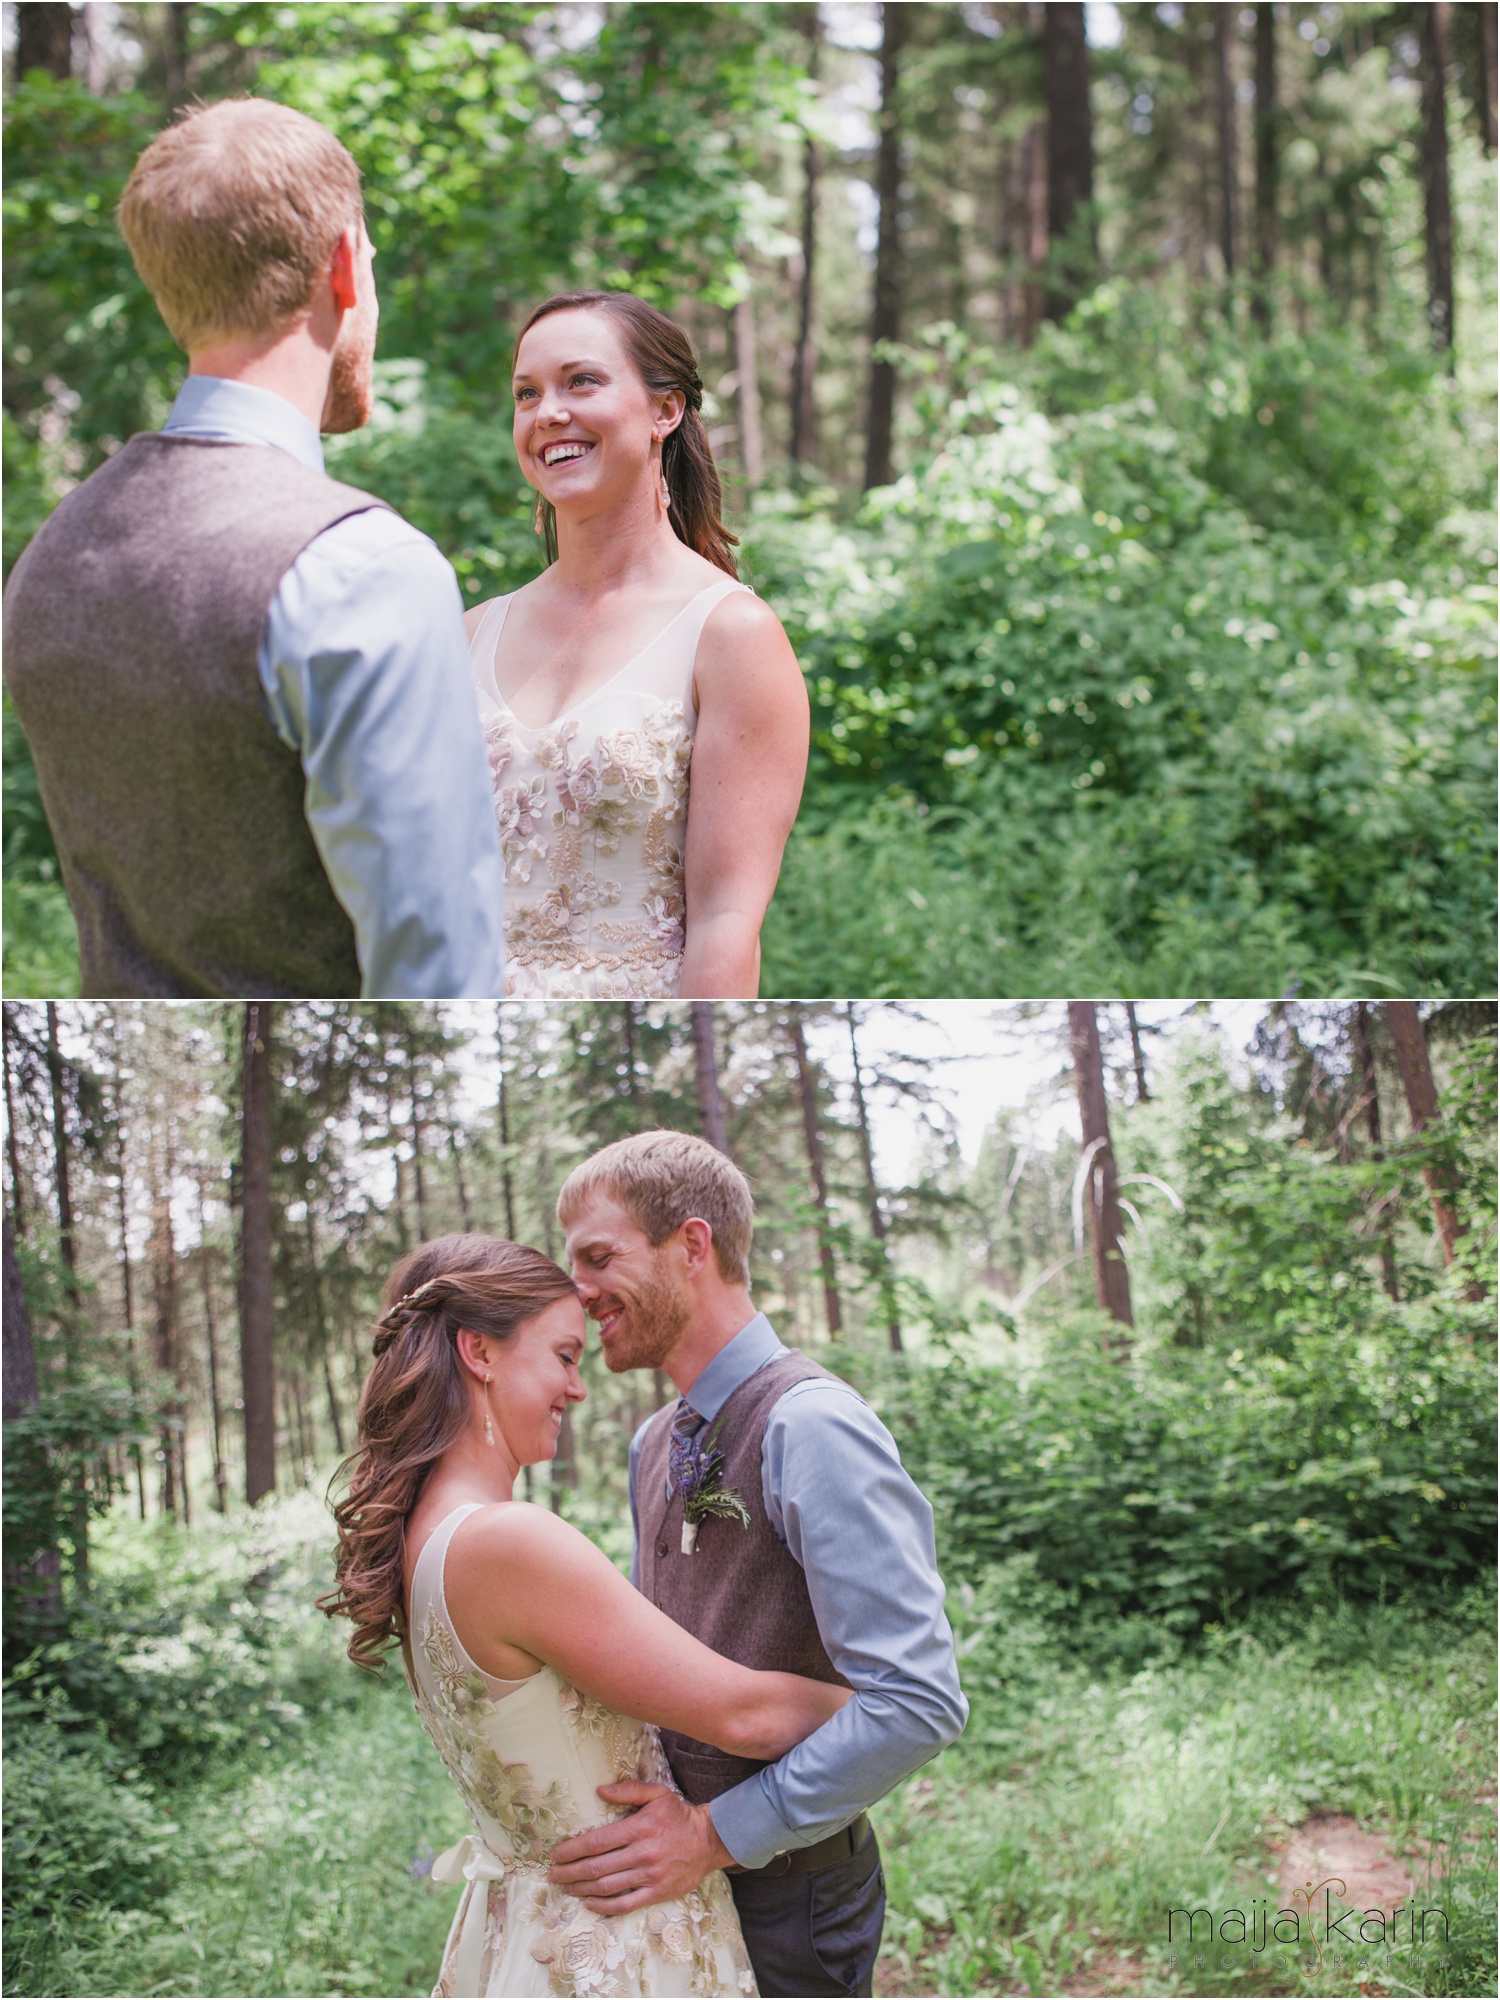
top-left (3, 99), bottom-right (505, 998)
top-left (552, 1131), bottom-right (968, 1997)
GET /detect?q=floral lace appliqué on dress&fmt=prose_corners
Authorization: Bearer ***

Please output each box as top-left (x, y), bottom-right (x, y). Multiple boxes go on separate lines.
top-left (408, 1504), bottom-right (757, 2000)
top-left (469, 578), bottom-right (750, 1000)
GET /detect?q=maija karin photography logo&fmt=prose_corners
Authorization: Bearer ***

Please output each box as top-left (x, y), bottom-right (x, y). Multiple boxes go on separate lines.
top-left (1164, 1878), bottom-right (1450, 1976)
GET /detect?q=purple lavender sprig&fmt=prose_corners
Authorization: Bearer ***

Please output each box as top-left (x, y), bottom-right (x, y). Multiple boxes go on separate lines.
top-left (669, 1414), bottom-right (750, 1546)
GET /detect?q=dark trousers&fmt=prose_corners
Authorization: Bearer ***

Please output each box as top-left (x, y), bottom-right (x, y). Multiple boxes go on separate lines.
top-left (728, 1825), bottom-right (885, 1998)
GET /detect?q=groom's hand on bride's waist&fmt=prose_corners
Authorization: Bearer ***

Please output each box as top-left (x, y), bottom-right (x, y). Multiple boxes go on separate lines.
top-left (547, 1779), bottom-right (734, 1914)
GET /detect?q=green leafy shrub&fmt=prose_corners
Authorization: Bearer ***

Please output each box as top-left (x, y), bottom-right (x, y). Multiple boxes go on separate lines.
top-left (5, 1497), bottom-right (361, 1779)
top-left (752, 308), bottom-right (1496, 997)
top-left (2, 1707), bottom-right (175, 1921)
top-left (861, 1312), bottom-right (1494, 1634)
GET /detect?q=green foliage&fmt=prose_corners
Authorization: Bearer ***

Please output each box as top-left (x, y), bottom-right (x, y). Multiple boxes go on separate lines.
top-left (5, 1498), bottom-right (361, 1777)
top-left (753, 308), bottom-right (1496, 998)
top-left (2, 1379), bottom-right (143, 1636)
top-left (862, 1309), bottom-right (1493, 1635)
top-left (2, 76), bottom-right (182, 465)
top-left (877, 1591), bottom-right (1496, 1998)
top-left (4, 1671), bottom-right (460, 2000)
top-left (3, 1704), bottom-right (176, 1924)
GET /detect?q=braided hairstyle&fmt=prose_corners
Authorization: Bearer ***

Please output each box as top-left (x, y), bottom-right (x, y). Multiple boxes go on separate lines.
top-left (515, 289), bottom-right (740, 577)
top-left (319, 1235), bottom-right (576, 1671)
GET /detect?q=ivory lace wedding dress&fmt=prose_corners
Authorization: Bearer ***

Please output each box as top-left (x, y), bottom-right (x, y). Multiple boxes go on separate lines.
top-left (408, 1504), bottom-right (758, 2000)
top-left (469, 577), bottom-right (749, 999)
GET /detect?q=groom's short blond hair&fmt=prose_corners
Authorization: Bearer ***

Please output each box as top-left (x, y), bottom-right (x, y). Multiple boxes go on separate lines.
top-left (117, 99), bottom-right (363, 352)
top-left (557, 1132), bottom-right (753, 1285)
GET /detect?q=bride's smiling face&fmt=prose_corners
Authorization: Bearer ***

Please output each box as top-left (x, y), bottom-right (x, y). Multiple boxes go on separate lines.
top-left (486, 1294), bottom-right (588, 1467)
top-left (511, 308), bottom-right (684, 519)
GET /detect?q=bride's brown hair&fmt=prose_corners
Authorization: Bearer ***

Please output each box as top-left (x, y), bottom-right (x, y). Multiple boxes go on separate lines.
top-left (516, 290), bottom-right (740, 578)
top-left (319, 1234), bottom-right (576, 1671)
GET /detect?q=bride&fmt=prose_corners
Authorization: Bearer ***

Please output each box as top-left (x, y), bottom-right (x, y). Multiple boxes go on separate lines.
top-left (322, 1235), bottom-right (847, 1999)
top-left (466, 291), bottom-right (809, 1000)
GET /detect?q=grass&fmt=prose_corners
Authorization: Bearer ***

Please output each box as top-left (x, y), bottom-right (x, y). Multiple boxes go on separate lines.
top-left (873, 1597), bottom-right (1496, 1997)
top-left (3, 1503), bottom-right (1494, 2000)
top-left (5, 1679), bottom-right (464, 2000)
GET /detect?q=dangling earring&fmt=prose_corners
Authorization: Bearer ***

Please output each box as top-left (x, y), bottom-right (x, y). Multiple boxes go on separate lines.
top-left (483, 1374), bottom-right (495, 1446)
top-left (532, 492), bottom-right (547, 537)
top-left (659, 472), bottom-right (673, 514)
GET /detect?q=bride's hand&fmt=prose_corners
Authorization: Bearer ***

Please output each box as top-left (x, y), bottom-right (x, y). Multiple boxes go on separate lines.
top-left (547, 1779), bottom-right (733, 1914)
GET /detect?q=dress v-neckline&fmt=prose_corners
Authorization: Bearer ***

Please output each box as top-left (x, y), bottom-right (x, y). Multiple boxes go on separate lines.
top-left (483, 580), bottom-right (728, 734)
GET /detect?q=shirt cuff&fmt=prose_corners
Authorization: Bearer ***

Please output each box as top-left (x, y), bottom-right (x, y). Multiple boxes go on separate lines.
top-left (708, 1777), bottom-right (798, 1871)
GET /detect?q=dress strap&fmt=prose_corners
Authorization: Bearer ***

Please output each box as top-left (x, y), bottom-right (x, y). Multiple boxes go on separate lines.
top-left (409, 1501), bottom-right (486, 1637)
top-left (468, 593), bottom-right (514, 700)
top-left (674, 574), bottom-right (751, 719)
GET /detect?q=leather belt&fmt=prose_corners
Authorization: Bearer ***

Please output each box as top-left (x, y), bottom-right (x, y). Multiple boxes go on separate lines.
top-left (725, 1812), bottom-right (871, 1880)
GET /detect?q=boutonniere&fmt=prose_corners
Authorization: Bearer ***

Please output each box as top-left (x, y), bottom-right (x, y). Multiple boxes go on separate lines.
top-left (669, 1414), bottom-right (750, 1554)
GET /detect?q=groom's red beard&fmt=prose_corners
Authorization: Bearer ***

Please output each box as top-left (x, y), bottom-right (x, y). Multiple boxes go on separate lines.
top-left (321, 312), bottom-right (376, 434)
top-left (595, 1256), bottom-right (691, 1374)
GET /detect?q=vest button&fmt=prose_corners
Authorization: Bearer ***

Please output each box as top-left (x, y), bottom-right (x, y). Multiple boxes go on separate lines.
top-left (656, 1541), bottom-right (669, 1557)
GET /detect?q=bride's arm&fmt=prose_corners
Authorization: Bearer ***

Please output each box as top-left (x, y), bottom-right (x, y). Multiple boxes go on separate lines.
top-left (444, 1503), bottom-right (848, 1758)
top-left (679, 593), bottom-right (808, 1000)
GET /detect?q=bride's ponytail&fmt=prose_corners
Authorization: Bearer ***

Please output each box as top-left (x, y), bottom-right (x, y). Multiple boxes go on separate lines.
top-left (516, 290), bottom-right (741, 578)
top-left (318, 1235), bottom-right (576, 1672)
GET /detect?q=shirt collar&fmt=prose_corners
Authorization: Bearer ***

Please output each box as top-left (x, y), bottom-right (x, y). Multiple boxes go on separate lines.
top-left (162, 376), bottom-right (326, 475)
top-left (683, 1312), bottom-right (785, 1423)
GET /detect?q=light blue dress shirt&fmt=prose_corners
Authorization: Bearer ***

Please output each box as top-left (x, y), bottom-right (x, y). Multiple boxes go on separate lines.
top-left (160, 376), bottom-right (505, 998)
top-left (628, 1313), bottom-right (969, 1870)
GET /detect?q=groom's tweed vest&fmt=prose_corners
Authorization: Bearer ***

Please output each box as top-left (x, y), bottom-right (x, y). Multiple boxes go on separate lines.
top-left (637, 1349), bottom-right (851, 1807)
top-left (2, 434), bottom-right (391, 997)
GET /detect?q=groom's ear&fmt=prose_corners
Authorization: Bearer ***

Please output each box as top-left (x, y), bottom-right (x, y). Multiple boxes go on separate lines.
top-left (327, 222), bottom-right (362, 314)
top-left (678, 1216), bottom-right (715, 1277)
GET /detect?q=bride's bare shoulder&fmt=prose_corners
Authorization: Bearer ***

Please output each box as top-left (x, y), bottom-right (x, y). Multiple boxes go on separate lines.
top-left (447, 1497), bottom-right (599, 1576)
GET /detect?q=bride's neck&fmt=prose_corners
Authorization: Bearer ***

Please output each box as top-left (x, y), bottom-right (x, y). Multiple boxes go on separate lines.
top-left (551, 485), bottom-right (685, 597)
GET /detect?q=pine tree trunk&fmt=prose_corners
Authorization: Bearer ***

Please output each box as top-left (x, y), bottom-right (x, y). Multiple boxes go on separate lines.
top-left (789, 4), bottom-right (822, 468)
top-left (496, 1006), bottom-right (518, 1239)
top-left (1384, 1003), bottom-right (1463, 1266)
top-left (1067, 1002), bottom-right (1133, 1345)
top-left (734, 294), bottom-right (763, 490)
top-left (864, 0), bottom-right (907, 489)
top-left (691, 1004), bottom-right (730, 1155)
top-left (622, 1002), bottom-right (640, 1108)
top-left (788, 1006), bottom-right (844, 1338)
top-left (1042, 1), bottom-right (1096, 323)
top-left (407, 1029), bottom-right (429, 1241)
top-left (3, 1211), bottom-right (39, 1419)
top-left (200, 1240), bottom-right (229, 1512)
top-left (149, 1121), bottom-right (179, 1521)
top-left (1419, 1), bottom-right (1456, 352)
top-left (1022, 105), bottom-right (1048, 346)
top-left (46, 1005), bottom-right (79, 1307)
top-left (1353, 1005), bottom-right (1400, 1301)
top-left (3, 1212), bottom-right (62, 1627)
top-left (120, 1119), bottom-right (148, 1519)
top-left (1252, 3), bottom-right (1278, 331)
top-left (164, 0), bottom-right (192, 107)
top-left (3, 1006), bottom-right (26, 1239)
top-left (239, 1003), bottom-right (277, 1506)
top-left (846, 1005), bottom-right (901, 1351)
top-left (1214, 3), bottom-right (1238, 281)
top-left (16, 4), bottom-right (74, 79)
top-left (1125, 1004), bottom-right (1150, 1103)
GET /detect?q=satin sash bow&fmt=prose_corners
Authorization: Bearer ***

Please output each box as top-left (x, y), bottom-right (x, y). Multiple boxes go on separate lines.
top-left (431, 1834), bottom-right (514, 1997)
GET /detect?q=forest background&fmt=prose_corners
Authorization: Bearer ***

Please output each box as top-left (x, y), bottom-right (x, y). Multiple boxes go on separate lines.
top-left (2, 995), bottom-right (1495, 1998)
top-left (3, 0), bottom-right (1497, 1000)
